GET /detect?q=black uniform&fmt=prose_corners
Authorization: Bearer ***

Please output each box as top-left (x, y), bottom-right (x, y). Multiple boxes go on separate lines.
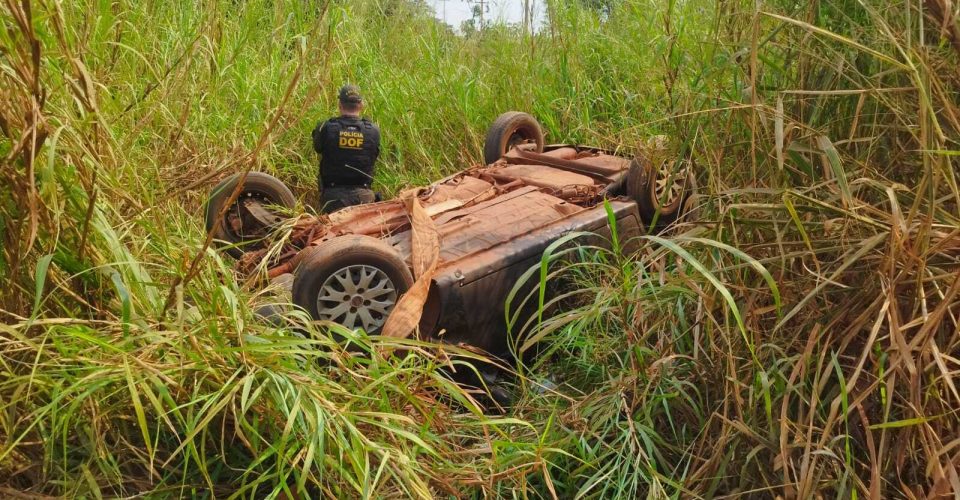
top-left (312, 115), bottom-right (381, 213)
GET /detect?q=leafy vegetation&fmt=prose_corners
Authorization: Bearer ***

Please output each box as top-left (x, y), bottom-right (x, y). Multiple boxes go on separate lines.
top-left (2, 0), bottom-right (958, 497)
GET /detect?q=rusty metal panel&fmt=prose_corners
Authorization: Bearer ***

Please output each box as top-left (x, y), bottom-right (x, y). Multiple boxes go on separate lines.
top-left (390, 188), bottom-right (584, 266)
top-left (570, 154), bottom-right (631, 175)
top-left (421, 200), bottom-right (642, 355)
top-left (495, 164), bottom-right (595, 190)
top-left (504, 147), bottom-right (631, 179)
top-left (435, 190), bottom-right (578, 263)
top-left (422, 175), bottom-right (493, 204)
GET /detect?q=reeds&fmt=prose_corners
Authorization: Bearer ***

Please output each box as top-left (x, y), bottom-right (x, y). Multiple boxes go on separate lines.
top-left (1, 0), bottom-right (958, 497)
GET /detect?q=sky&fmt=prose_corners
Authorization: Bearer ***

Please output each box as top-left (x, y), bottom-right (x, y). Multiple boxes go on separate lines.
top-left (426, 0), bottom-right (546, 30)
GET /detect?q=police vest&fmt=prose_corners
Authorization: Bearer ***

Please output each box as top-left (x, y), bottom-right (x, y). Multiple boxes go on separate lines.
top-left (317, 116), bottom-right (380, 187)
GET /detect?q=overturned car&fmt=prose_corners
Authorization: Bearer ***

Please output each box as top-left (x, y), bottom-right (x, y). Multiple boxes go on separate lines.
top-left (205, 112), bottom-right (696, 358)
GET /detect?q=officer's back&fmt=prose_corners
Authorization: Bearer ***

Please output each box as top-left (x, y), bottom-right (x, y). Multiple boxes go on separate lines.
top-left (312, 85), bottom-right (380, 213)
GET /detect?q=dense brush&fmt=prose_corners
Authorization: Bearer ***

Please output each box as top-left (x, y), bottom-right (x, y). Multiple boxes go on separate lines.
top-left (1, 0), bottom-right (958, 497)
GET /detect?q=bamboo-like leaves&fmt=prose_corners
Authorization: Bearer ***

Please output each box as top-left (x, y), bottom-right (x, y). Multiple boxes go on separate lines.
top-left (817, 135), bottom-right (853, 209)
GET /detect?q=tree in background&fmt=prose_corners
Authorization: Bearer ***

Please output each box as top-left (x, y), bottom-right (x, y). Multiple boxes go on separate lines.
top-left (577, 0), bottom-right (619, 19)
top-left (522, 0), bottom-right (536, 34)
top-left (461, 0), bottom-right (489, 34)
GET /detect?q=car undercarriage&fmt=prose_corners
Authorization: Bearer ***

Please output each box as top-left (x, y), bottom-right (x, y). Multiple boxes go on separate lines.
top-left (205, 112), bottom-right (695, 359)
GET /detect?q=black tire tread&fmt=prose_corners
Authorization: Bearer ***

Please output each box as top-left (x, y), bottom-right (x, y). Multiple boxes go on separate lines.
top-left (204, 171), bottom-right (296, 257)
top-left (482, 112), bottom-right (545, 165)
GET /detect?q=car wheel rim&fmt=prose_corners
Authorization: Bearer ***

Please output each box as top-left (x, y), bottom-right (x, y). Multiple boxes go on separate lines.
top-left (316, 264), bottom-right (398, 332)
top-left (653, 160), bottom-right (688, 208)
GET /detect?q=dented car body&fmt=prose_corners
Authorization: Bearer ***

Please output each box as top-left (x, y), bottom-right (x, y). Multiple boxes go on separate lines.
top-left (206, 113), bottom-right (693, 359)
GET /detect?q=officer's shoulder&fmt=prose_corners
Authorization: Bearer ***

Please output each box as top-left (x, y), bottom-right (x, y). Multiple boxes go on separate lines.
top-left (361, 117), bottom-right (380, 129)
top-left (316, 117), bottom-right (336, 129)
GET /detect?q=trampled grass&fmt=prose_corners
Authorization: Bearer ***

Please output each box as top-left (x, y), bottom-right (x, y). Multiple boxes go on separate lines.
top-left (1, 0), bottom-right (958, 497)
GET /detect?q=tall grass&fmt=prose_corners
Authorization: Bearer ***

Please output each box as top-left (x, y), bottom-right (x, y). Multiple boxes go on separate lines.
top-left (1, 0), bottom-right (958, 497)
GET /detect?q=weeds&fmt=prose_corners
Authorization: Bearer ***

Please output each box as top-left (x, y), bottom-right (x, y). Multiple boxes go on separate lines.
top-left (1, 0), bottom-right (959, 497)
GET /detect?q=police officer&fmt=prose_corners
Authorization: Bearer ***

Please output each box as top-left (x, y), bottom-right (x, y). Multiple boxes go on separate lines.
top-left (312, 84), bottom-right (381, 213)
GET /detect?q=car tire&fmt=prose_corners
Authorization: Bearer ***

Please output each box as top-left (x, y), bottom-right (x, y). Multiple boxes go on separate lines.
top-left (626, 155), bottom-right (695, 233)
top-left (205, 171), bottom-right (296, 258)
top-left (483, 111), bottom-right (545, 165)
top-left (292, 235), bottom-right (414, 335)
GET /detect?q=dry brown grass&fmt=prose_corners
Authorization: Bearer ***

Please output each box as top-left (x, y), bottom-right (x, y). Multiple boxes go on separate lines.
top-left (1, 0), bottom-right (958, 497)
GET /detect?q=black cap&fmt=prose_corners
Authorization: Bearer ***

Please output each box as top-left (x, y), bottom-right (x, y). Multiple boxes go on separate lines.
top-left (338, 84), bottom-right (362, 104)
